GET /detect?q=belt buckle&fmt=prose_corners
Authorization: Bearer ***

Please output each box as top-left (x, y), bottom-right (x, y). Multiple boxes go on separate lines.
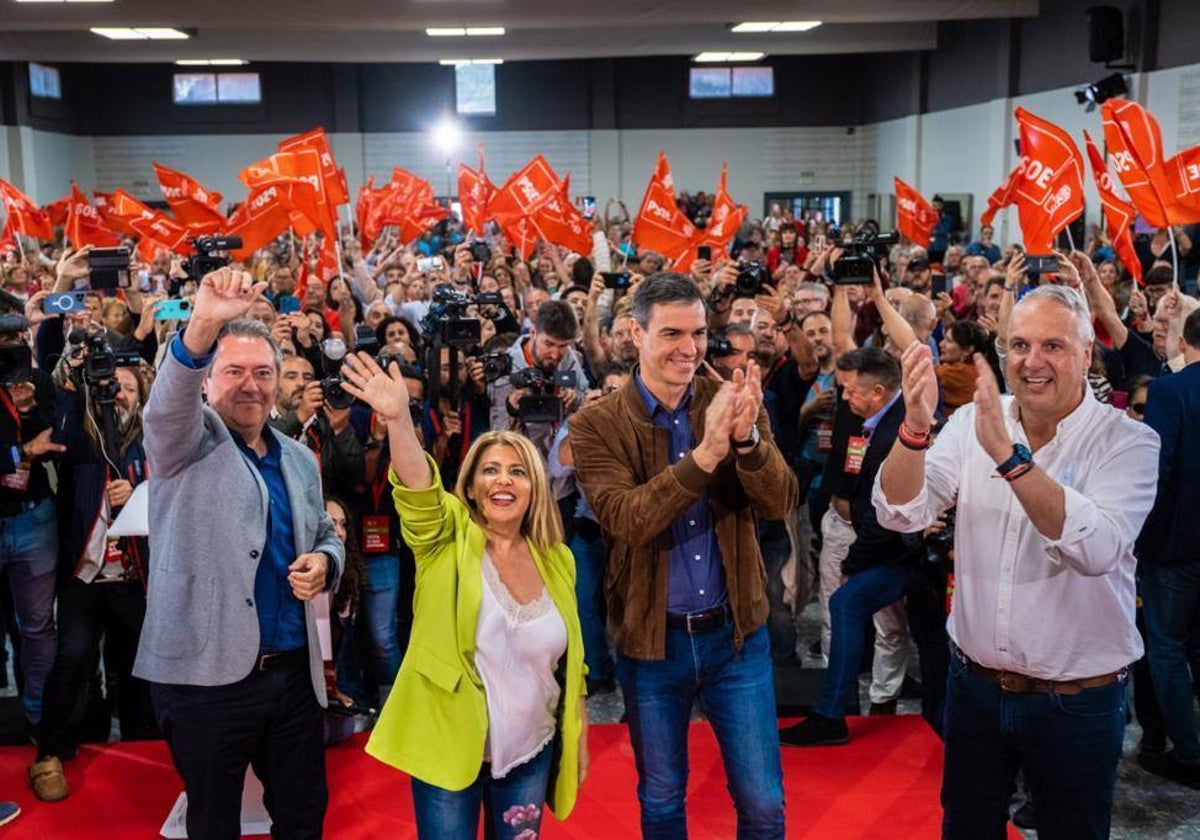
top-left (685, 613), bottom-right (698, 635)
top-left (998, 672), bottom-right (1017, 692)
top-left (256, 652), bottom-right (278, 671)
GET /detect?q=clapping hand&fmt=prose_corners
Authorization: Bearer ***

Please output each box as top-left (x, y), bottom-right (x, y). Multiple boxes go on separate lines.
top-left (729, 359), bottom-right (764, 442)
top-left (972, 355), bottom-right (1013, 463)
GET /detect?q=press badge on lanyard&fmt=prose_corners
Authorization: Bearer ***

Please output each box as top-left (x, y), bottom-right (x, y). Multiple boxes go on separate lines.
top-left (816, 421), bottom-right (834, 454)
top-left (844, 435), bottom-right (869, 475)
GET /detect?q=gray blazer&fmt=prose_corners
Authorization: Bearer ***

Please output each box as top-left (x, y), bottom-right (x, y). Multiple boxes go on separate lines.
top-left (133, 345), bottom-right (344, 704)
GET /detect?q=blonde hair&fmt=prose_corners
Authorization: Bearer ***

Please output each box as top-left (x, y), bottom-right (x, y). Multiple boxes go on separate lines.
top-left (453, 430), bottom-right (564, 550)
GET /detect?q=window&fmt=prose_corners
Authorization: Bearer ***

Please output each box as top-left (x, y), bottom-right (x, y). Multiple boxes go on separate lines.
top-left (455, 64), bottom-right (495, 116)
top-left (732, 66), bottom-right (774, 97)
top-left (689, 66), bottom-right (774, 99)
top-left (172, 72), bottom-right (261, 105)
top-left (689, 68), bottom-right (731, 98)
top-left (29, 63), bottom-right (61, 100)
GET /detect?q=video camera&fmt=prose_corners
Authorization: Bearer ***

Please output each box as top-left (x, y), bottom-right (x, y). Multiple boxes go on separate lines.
top-left (706, 335), bottom-right (734, 359)
top-left (182, 235), bottom-right (244, 282)
top-left (829, 221), bottom-right (899, 285)
top-left (421, 286), bottom-right (482, 348)
top-left (66, 329), bottom-right (141, 391)
top-left (509, 366), bottom-right (578, 424)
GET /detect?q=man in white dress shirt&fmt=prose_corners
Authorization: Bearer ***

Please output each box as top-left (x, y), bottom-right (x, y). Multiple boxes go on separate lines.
top-left (873, 285), bottom-right (1160, 839)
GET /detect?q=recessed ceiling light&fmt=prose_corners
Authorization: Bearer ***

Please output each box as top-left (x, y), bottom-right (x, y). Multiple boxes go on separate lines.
top-left (465, 27), bottom-right (505, 37)
top-left (175, 59), bottom-right (248, 66)
top-left (426, 27), bottom-right (467, 37)
top-left (731, 21), bottom-right (822, 33)
top-left (91, 27), bottom-right (189, 40)
top-left (693, 51), bottom-right (765, 63)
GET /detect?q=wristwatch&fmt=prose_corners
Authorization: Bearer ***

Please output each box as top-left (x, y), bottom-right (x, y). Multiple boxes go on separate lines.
top-left (995, 442), bottom-right (1033, 477)
top-left (732, 425), bottom-right (761, 452)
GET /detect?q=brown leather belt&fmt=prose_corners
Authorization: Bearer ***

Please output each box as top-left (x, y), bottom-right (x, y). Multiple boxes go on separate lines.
top-left (952, 644), bottom-right (1126, 696)
top-left (254, 647), bottom-right (308, 672)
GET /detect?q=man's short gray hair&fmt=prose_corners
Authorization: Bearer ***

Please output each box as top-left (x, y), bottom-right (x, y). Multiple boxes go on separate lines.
top-left (1011, 285), bottom-right (1095, 345)
top-left (211, 318), bottom-right (283, 373)
top-left (795, 281), bottom-right (830, 302)
top-left (630, 272), bottom-right (702, 328)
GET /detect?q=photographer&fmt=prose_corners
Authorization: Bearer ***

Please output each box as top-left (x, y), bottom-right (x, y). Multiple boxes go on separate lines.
top-left (30, 352), bottom-right (156, 802)
top-left (490, 300), bottom-right (585, 457)
top-left (418, 344), bottom-right (492, 489)
top-left (269, 353), bottom-right (365, 499)
top-left (0, 314), bottom-right (63, 736)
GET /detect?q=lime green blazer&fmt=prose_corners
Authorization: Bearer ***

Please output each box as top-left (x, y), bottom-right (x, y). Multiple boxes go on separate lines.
top-left (365, 457), bottom-right (586, 819)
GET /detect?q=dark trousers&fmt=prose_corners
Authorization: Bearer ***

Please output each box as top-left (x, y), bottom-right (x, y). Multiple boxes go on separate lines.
top-left (1142, 560), bottom-right (1200, 763)
top-left (37, 578), bottom-right (156, 759)
top-left (151, 654), bottom-right (327, 840)
top-left (941, 651), bottom-right (1127, 840)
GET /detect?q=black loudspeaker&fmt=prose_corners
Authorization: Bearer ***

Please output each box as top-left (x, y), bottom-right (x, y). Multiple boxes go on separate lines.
top-left (1088, 5), bottom-right (1126, 64)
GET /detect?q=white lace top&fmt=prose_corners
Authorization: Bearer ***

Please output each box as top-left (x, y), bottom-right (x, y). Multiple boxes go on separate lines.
top-left (475, 551), bottom-right (567, 778)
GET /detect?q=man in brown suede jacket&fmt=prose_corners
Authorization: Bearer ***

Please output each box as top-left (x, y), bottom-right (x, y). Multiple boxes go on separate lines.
top-left (572, 273), bottom-right (797, 839)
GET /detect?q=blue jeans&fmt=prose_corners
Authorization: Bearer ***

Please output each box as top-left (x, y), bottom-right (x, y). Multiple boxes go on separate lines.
top-left (815, 564), bottom-right (908, 720)
top-left (1141, 560), bottom-right (1200, 764)
top-left (410, 742), bottom-right (553, 840)
top-left (0, 499), bottom-right (58, 723)
top-left (941, 649), bottom-right (1127, 840)
top-left (617, 623), bottom-right (785, 840)
top-left (363, 554), bottom-right (402, 689)
top-left (760, 520), bottom-right (798, 664)
top-left (569, 527), bottom-right (613, 682)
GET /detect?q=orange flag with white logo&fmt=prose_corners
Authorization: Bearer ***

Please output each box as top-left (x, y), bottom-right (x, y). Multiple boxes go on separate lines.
top-left (632, 151), bottom-right (697, 269)
top-left (153, 162), bottom-right (225, 233)
top-left (692, 163), bottom-right (748, 259)
top-left (1010, 107), bottom-right (1085, 253)
top-left (1083, 131), bottom-right (1143, 286)
top-left (64, 184), bottom-right (120, 249)
top-left (227, 185), bottom-right (293, 261)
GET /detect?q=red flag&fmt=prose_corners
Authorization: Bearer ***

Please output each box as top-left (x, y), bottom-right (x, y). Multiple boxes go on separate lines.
top-left (1167, 145), bottom-right (1200, 221)
top-left (1083, 131), bottom-right (1143, 286)
top-left (893, 177), bottom-right (939, 249)
top-left (632, 151), bottom-right (697, 269)
top-left (1101, 99), bottom-right (1200, 226)
top-left (499, 216), bottom-right (539, 261)
top-left (64, 184), bottom-right (120, 249)
top-left (153, 162), bottom-right (225, 233)
top-left (277, 128), bottom-right (349, 207)
top-left (102, 190), bottom-right (192, 256)
top-left (356, 177), bottom-right (377, 251)
top-left (980, 166), bottom-right (1021, 228)
top-left (226, 185), bottom-right (293, 261)
top-left (459, 146), bottom-right (497, 237)
top-left (692, 163), bottom-right (748, 258)
top-left (532, 176), bottom-right (592, 255)
top-left (1010, 107), bottom-right (1085, 253)
top-left (0, 178), bottom-right (53, 240)
top-left (240, 149), bottom-right (335, 241)
top-left (488, 155), bottom-right (561, 225)
top-left (43, 195), bottom-right (70, 229)
top-left (368, 169), bottom-right (448, 244)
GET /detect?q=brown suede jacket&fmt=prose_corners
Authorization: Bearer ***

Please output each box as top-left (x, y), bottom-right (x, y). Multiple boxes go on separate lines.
top-left (570, 372), bottom-right (799, 660)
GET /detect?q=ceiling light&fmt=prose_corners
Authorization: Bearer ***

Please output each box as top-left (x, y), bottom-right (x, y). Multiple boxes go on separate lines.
top-left (465, 27), bottom-right (505, 37)
top-left (426, 27), bottom-right (467, 37)
top-left (693, 52), bottom-right (765, 63)
top-left (1074, 72), bottom-right (1129, 112)
top-left (175, 59), bottom-right (248, 66)
top-left (431, 118), bottom-right (462, 156)
top-left (91, 27), bottom-right (189, 40)
top-left (731, 21), bottom-right (822, 33)
top-left (439, 58), bottom-right (503, 66)
top-left (16, 1), bottom-right (114, 4)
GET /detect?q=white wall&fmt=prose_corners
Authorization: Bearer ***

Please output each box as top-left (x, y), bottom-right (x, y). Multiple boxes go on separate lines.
top-left (3, 58), bottom-right (1200, 238)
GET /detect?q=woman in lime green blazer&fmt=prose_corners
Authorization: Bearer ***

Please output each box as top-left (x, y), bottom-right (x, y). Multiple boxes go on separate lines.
top-left (342, 352), bottom-right (588, 839)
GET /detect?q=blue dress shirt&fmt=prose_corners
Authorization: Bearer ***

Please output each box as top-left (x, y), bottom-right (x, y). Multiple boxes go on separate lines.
top-left (634, 372), bottom-right (727, 614)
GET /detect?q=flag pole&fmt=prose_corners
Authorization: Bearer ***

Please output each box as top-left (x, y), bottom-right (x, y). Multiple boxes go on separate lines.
top-left (1168, 225), bottom-right (1180, 289)
top-left (14, 233), bottom-right (26, 263)
top-left (1064, 225), bottom-right (1077, 253)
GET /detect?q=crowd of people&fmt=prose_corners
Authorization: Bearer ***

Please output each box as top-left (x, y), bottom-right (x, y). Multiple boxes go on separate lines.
top-left (0, 191), bottom-right (1197, 839)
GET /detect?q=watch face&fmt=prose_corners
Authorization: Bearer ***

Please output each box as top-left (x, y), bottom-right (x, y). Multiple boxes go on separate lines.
top-left (1014, 443), bottom-right (1032, 460)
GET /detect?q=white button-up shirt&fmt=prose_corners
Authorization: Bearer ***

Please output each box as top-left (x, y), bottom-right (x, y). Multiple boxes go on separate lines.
top-left (872, 389), bottom-right (1160, 681)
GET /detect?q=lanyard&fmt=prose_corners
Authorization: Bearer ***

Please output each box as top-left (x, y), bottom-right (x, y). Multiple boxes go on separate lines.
top-left (0, 388), bottom-right (21, 434)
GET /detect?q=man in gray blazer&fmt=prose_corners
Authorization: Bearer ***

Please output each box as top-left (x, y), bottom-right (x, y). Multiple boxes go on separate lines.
top-left (136, 266), bottom-right (343, 839)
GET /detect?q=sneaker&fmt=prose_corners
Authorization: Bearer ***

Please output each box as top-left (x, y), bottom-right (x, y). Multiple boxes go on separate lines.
top-left (29, 755), bottom-right (70, 802)
top-left (779, 715), bottom-right (850, 747)
top-left (869, 699), bottom-right (897, 715)
top-left (1137, 750), bottom-right (1200, 789)
top-left (0, 802), bottom-right (18, 827)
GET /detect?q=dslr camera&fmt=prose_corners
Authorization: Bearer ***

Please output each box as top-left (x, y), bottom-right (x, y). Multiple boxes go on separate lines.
top-left (734, 262), bottom-right (769, 297)
top-left (829, 221), bottom-right (899, 285)
top-left (183, 235), bottom-right (244, 282)
top-left (509, 366), bottom-right (578, 424)
top-left (476, 351), bottom-right (513, 383)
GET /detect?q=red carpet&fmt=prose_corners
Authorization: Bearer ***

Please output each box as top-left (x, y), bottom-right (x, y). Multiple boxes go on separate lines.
top-left (0, 716), bottom-right (1019, 838)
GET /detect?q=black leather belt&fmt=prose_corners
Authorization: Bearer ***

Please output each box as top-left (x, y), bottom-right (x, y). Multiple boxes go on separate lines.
top-left (667, 604), bottom-right (731, 635)
top-left (254, 647), bottom-right (308, 672)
